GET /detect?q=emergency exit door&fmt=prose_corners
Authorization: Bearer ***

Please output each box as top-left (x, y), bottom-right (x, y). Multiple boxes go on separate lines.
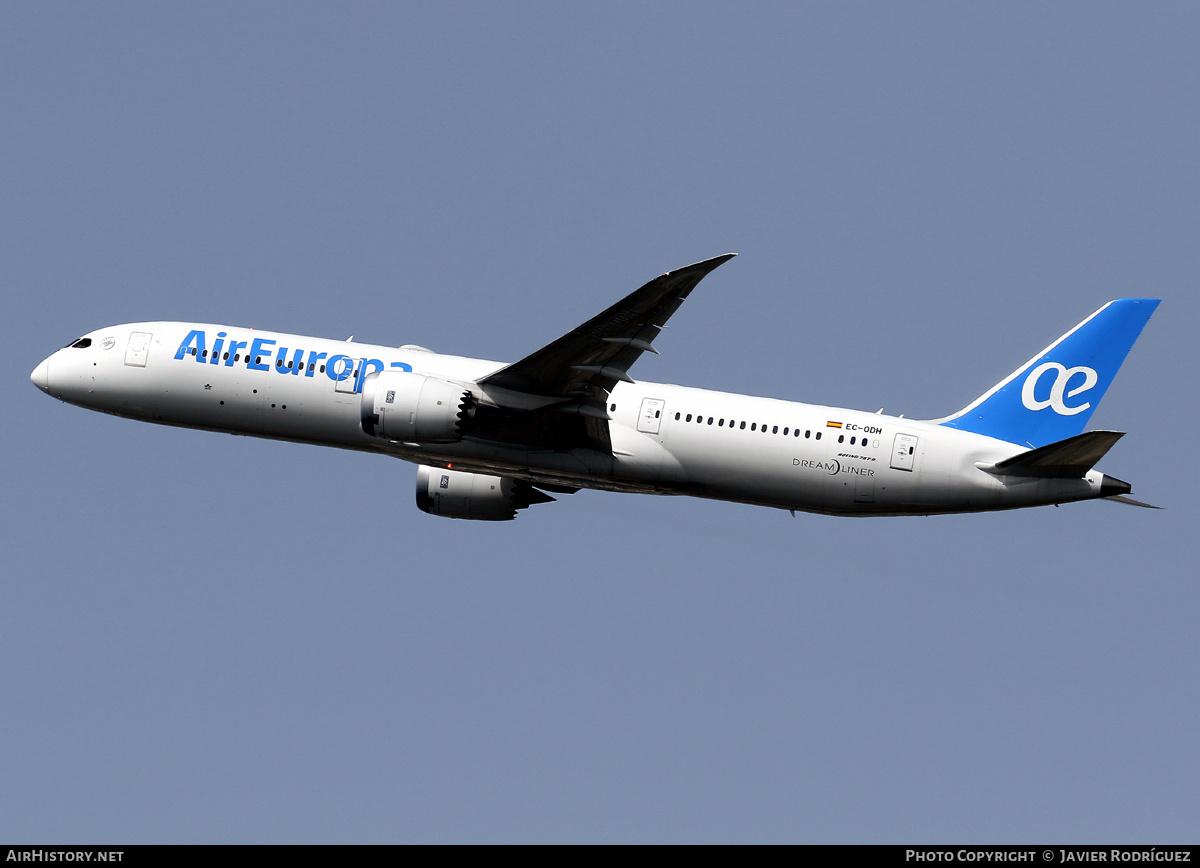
top-left (124, 331), bottom-right (152, 367)
top-left (890, 433), bottom-right (918, 471)
top-left (637, 398), bottom-right (665, 434)
top-left (334, 357), bottom-right (361, 394)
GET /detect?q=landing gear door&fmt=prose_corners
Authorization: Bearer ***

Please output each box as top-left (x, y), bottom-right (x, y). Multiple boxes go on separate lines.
top-left (890, 433), bottom-right (918, 471)
top-left (124, 331), bottom-right (152, 367)
top-left (637, 398), bottom-right (665, 434)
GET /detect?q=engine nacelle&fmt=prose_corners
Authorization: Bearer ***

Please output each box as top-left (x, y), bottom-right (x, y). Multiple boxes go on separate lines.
top-left (415, 465), bottom-right (554, 521)
top-left (361, 371), bottom-right (469, 442)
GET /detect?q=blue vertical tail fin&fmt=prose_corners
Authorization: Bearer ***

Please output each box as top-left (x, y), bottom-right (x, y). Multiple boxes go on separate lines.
top-left (935, 299), bottom-right (1159, 448)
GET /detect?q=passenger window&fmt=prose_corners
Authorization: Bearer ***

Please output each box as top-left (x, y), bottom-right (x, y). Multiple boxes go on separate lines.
top-left (838, 435), bottom-right (844, 443)
top-left (686, 414), bottom-right (692, 422)
top-left (740, 421), bottom-right (746, 430)
top-left (816, 432), bottom-right (822, 440)
top-left (772, 425), bottom-right (778, 434)
top-left (675, 412), bottom-right (681, 420)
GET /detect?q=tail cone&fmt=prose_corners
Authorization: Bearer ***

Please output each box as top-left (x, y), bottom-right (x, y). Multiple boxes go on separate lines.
top-left (1100, 475), bottom-right (1132, 497)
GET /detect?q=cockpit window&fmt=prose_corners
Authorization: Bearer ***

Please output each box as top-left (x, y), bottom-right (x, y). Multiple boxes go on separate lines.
top-left (67, 337), bottom-right (92, 348)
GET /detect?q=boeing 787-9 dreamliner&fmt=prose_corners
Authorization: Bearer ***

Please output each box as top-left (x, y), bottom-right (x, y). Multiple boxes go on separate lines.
top-left (31, 255), bottom-right (1159, 520)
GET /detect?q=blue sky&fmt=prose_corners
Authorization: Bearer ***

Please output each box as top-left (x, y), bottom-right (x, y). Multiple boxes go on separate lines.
top-left (3, 3), bottom-right (1197, 842)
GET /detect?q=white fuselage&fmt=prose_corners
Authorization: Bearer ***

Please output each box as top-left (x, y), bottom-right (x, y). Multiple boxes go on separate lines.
top-left (32, 322), bottom-right (1112, 516)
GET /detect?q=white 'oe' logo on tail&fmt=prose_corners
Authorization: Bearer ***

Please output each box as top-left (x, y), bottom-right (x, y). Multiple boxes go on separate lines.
top-left (1021, 362), bottom-right (1099, 415)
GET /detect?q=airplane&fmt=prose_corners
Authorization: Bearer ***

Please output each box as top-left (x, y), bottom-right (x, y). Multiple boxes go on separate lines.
top-left (30, 254), bottom-right (1160, 520)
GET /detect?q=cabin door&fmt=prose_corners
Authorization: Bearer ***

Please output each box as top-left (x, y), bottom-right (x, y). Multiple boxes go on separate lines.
top-left (637, 398), bottom-right (665, 434)
top-left (124, 331), bottom-right (152, 367)
top-left (890, 433), bottom-right (918, 471)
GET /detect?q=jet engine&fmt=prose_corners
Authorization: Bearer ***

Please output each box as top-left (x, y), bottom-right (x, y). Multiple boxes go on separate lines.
top-left (361, 371), bottom-right (470, 442)
top-left (415, 465), bottom-right (555, 521)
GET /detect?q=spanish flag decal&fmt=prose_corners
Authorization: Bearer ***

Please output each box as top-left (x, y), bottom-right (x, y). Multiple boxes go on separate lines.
top-left (826, 421), bottom-right (843, 428)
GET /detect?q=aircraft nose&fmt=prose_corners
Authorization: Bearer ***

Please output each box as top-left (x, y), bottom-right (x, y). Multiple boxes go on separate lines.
top-left (31, 356), bottom-right (50, 393)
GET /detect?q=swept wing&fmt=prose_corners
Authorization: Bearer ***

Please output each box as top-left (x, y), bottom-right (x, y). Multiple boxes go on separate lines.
top-left (466, 254), bottom-right (736, 451)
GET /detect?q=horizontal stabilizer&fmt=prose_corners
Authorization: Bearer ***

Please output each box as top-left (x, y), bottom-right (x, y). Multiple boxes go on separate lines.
top-left (1105, 495), bottom-right (1162, 509)
top-left (978, 430), bottom-right (1124, 478)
